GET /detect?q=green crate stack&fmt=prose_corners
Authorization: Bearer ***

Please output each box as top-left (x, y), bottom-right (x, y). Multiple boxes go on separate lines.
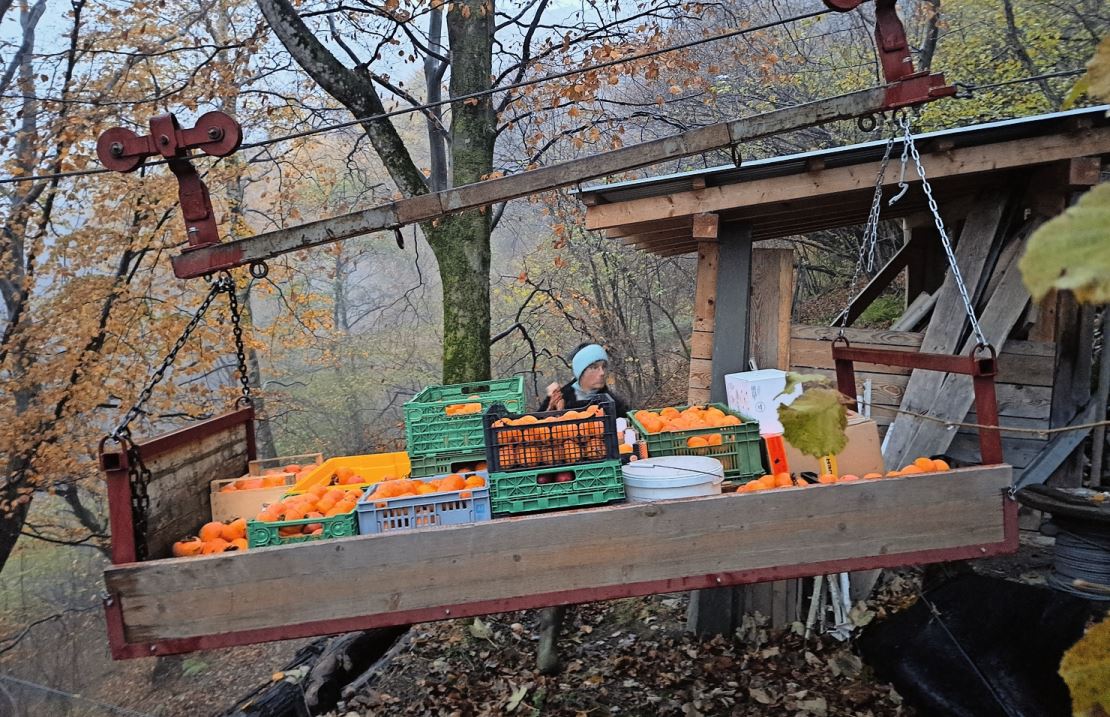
top-left (489, 460), bottom-right (625, 515)
top-left (626, 403), bottom-right (766, 482)
top-left (407, 450), bottom-right (487, 479)
top-left (246, 511), bottom-right (358, 548)
top-left (404, 377), bottom-right (525, 463)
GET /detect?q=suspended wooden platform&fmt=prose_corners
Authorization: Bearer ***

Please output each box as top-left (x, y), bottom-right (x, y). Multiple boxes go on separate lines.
top-left (100, 407), bottom-right (1015, 659)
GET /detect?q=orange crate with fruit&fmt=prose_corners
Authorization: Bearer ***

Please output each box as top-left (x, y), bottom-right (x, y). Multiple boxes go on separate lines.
top-left (483, 397), bottom-right (619, 472)
top-left (288, 451), bottom-right (411, 494)
top-left (247, 452), bottom-right (323, 477)
top-left (246, 485), bottom-right (363, 547)
top-left (357, 472), bottom-right (491, 534)
top-left (628, 403), bottom-right (765, 482)
top-left (210, 472), bottom-right (298, 522)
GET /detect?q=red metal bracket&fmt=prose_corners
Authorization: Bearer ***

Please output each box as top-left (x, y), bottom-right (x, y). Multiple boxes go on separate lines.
top-left (831, 338), bottom-right (1003, 465)
top-left (824, 0), bottom-right (956, 109)
top-left (96, 111), bottom-right (242, 251)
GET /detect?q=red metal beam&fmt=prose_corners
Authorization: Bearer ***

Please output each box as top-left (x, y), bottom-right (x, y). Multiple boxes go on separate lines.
top-left (105, 493), bottom-right (1017, 659)
top-left (832, 340), bottom-right (1004, 464)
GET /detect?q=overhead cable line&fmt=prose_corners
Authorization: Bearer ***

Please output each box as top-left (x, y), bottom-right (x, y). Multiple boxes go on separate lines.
top-left (0, 7), bottom-right (830, 186)
top-left (0, 60), bottom-right (1090, 186)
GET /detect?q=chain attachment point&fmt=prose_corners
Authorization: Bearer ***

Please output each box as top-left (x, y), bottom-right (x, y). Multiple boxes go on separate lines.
top-left (249, 261), bottom-right (268, 279)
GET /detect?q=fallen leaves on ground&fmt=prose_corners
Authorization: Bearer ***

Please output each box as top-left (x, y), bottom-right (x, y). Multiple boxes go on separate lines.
top-left (332, 574), bottom-right (921, 717)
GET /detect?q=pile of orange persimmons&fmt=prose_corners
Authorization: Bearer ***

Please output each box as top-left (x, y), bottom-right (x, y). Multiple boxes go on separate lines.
top-left (737, 456), bottom-right (952, 493)
top-left (172, 518), bottom-right (248, 556)
top-left (365, 473), bottom-right (486, 501)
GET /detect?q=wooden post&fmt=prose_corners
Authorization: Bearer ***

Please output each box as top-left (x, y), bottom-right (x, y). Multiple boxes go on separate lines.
top-left (902, 216), bottom-right (947, 308)
top-left (709, 223), bottom-right (753, 401)
top-left (1047, 291), bottom-right (1095, 488)
top-left (689, 222), bottom-right (757, 635)
top-left (750, 248), bottom-right (794, 370)
top-left (688, 213), bottom-right (719, 404)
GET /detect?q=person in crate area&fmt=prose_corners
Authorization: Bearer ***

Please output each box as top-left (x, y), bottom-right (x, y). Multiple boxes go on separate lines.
top-left (535, 343), bottom-right (626, 675)
top-left (539, 342), bottom-right (629, 417)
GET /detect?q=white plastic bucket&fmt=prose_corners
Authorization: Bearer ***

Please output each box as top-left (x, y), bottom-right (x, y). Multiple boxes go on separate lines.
top-left (621, 456), bottom-right (724, 501)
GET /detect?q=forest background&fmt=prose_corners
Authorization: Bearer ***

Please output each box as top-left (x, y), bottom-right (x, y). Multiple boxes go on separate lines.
top-left (0, 0), bottom-right (1107, 712)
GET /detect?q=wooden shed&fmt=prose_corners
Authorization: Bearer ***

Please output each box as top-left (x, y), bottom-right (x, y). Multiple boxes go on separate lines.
top-left (579, 105), bottom-right (1110, 488)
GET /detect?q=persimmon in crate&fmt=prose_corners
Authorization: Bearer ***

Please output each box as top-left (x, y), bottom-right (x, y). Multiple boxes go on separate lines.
top-left (247, 452), bottom-right (323, 478)
top-left (628, 403), bottom-right (764, 482)
top-left (288, 451), bottom-right (411, 494)
top-left (171, 518), bottom-right (249, 557)
top-left (210, 472), bottom-right (297, 523)
top-left (483, 397), bottom-right (619, 472)
top-left (246, 485), bottom-right (362, 548)
top-left (357, 472), bottom-right (491, 534)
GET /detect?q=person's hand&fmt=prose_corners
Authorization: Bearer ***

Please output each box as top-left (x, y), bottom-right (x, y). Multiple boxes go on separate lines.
top-left (546, 382), bottom-right (565, 411)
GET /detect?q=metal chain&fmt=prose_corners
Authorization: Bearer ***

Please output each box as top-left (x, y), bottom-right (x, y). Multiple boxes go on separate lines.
top-left (836, 118), bottom-right (899, 332)
top-left (109, 276), bottom-right (229, 440)
top-left (105, 270), bottom-right (250, 557)
top-left (897, 113), bottom-right (989, 348)
top-left (224, 275), bottom-right (253, 407)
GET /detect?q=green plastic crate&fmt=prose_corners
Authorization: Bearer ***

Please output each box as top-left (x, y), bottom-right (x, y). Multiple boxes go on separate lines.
top-left (626, 403), bottom-right (766, 482)
top-left (408, 451), bottom-right (487, 478)
top-left (489, 460), bottom-right (625, 515)
top-left (246, 510), bottom-right (358, 548)
top-left (405, 377), bottom-right (525, 457)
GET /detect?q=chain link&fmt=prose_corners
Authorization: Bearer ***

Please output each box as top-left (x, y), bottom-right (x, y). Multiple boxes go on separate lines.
top-left (896, 113), bottom-right (989, 348)
top-left (106, 270), bottom-right (253, 557)
top-left (225, 276), bottom-right (253, 407)
top-left (836, 119), bottom-right (899, 332)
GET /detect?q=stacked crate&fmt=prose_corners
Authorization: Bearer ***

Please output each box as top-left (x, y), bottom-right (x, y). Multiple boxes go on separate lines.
top-left (483, 397), bottom-right (625, 515)
top-left (626, 403), bottom-right (766, 483)
top-left (404, 377), bottom-right (526, 477)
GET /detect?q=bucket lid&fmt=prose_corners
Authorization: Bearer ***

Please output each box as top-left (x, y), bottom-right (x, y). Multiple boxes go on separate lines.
top-left (621, 455), bottom-right (724, 481)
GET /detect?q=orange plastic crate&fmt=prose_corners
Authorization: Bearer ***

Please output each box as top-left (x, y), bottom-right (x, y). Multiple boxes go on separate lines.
top-left (288, 452), bottom-right (411, 494)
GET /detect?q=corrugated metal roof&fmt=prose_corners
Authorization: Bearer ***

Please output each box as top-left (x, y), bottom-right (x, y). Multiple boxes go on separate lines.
top-left (578, 105), bottom-right (1110, 205)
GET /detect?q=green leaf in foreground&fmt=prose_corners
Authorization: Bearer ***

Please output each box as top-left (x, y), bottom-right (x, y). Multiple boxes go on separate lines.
top-left (1019, 182), bottom-right (1110, 305)
top-left (778, 371), bottom-right (831, 399)
top-left (1059, 614), bottom-right (1110, 716)
top-left (777, 387), bottom-right (848, 459)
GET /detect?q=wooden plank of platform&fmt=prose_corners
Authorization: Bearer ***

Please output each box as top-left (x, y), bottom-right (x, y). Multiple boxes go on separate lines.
top-left (104, 466), bottom-right (1013, 652)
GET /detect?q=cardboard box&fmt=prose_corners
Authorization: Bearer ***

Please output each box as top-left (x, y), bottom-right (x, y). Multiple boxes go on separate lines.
top-left (724, 369), bottom-right (802, 434)
top-left (783, 411), bottom-right (883, 477)
top-left (210, 473), bottom-right (297, 522)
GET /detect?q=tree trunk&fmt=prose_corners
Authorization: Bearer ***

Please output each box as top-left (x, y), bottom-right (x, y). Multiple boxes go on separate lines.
top-left (255, 0), bottom-right (494, 384)
top-left (422, 0), bottom-right (495, 383)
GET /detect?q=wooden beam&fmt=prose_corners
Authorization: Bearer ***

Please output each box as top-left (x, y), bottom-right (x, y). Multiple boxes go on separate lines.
top-left (1014, 399), bottom-right (1101, 491)
top-left (883, 190), bottom-right (1009, 469)
top-left (835, 236), bottom-right (916, 328)
top-left (891, 291), bottom-right (937, 332)
top-left (890, 233), bottom-right (1032, 468)
top-left (173, 88), bottom-right (893, 278)
top-left (1048, 291), bottom-right (1096, 488)
top-left (692, 212), bottom-right (719, 240)
top-left (689, 240), bottom-right (719, 404)
top-left (103, 467), bottom-right (1014, 648)
top-left (710, 224), bottom-right (753, 402)
top-left (750, 248), bottom-right (793, 370)
top-left (584, 127), bottom-right (1110, 231)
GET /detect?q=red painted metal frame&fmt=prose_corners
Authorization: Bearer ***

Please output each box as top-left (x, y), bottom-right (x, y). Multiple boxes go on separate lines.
top-left (831, 339), bottom-right (1003, 465)
top-left (99, 407), bottom-right (255, 571)
top-left (824, 0), bottom-right (956, 109)
top-left (102, 407), bottom-right (256, 657)
top-left (96, 111), bottom-right (242, 251)
top-left (104, 495), bottom-right (1017, 658)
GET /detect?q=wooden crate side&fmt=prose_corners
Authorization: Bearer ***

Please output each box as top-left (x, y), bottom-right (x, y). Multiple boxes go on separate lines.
top-left (106, 466), bottom-right (1011, 643)
top-left (142, 423), bottom-right (250, 559)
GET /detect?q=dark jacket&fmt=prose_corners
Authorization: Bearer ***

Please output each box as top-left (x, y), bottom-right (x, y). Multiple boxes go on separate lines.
top-left (538, 382), bottom-right (629, 418)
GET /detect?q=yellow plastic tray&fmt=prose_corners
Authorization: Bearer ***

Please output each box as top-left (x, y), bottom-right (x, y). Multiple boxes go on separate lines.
top-left (288, 452), bottom-right (412, 494)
